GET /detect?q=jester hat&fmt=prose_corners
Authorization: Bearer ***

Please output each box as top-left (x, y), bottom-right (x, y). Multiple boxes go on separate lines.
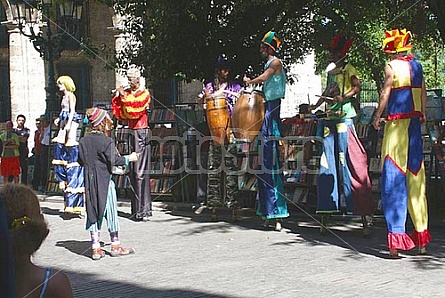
top-left (329, 33), bottom-right (354, 57)
top-left (382, 29), bottom-right (412, 54)
top-left (261, 31), bottom-right (282, 52)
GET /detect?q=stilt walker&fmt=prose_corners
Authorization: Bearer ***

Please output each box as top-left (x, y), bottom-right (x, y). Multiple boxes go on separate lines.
top-left (310, 33), bottom-right (373, 235)
top-left (52, 76), bottom-right (84, 215)
top-left (372, 29), bottom-right (431, 257)
top-left (244, 31), bottom-right (289, 231)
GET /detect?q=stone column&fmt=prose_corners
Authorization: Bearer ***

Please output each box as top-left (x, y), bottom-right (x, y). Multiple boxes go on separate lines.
top-left (8, 26), bottom-right (46, 151)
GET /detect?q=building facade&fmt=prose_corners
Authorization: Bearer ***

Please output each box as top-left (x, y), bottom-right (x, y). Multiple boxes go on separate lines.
top-left (0, 0), bottom-right (323, 150)
top-left (0, 0), bottom-right (118, 149)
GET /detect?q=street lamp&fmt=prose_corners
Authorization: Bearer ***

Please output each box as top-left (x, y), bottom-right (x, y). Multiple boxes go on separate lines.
top-left (10, 0), bottom-right (84, 116)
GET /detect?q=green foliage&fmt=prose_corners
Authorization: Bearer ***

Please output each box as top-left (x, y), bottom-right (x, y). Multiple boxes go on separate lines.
top-left (99, 0), bottom-right (445, 92)
top-left (311, 0), bottom-right (444, 92)
top-left (418, 42), bottom-right (445, 89)
top-left (99, 0), bottom-right (315, 86)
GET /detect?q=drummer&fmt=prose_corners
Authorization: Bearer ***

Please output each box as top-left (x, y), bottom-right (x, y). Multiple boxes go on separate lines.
top-left (196, 55), bottom-right (242, 221)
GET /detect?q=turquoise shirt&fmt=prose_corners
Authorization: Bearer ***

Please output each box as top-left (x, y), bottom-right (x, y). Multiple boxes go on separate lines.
top-left (263, 57), bottom-right (286, 102)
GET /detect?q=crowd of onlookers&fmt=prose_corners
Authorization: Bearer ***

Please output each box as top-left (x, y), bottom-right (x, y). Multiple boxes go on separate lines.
top-left (0, 114), bottom-right (51, 189)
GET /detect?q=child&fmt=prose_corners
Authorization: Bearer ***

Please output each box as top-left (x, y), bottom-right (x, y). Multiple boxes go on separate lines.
top-left (79, 107), bottom-right (137, 260)
top-left (0, 184), bottom-right (73, 297)
top-left (0, 121), bottom-right (21, 183)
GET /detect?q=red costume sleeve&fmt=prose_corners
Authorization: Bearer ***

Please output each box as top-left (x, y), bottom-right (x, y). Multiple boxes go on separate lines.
top-left (111, 89), bottom-right (151, 120)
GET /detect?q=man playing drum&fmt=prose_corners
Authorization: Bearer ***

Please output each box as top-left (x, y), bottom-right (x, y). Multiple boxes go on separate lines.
top-left (243, 31), bottom-right (289, 231)
top-left (197, 56), bottom-right (242, 221)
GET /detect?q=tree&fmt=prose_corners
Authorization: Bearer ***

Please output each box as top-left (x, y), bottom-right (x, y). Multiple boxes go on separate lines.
top-left (311, 0), bottom-right (444, 91)
top-left (98, 0), bottom-right (444, 92)
top-left (426, 0), bottom-right (445, 43)
top-left (99, 0), bottom-right (314, 85)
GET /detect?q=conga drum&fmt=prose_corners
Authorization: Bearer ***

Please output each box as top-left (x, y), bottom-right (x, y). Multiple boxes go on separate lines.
top-left (231, 90), bottom-right (265, 143)
top-left (206, 95), bottom-right (230, 145)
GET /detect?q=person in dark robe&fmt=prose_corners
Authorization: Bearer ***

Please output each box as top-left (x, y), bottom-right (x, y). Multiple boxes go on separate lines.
top-left (79, 107), bottom-right (138, 260)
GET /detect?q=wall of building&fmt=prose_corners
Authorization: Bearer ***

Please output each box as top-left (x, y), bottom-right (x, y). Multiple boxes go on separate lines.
top-left (0, 0), bottom-right (117, 153)
top-left (283, 52), bottom-right (322, 119)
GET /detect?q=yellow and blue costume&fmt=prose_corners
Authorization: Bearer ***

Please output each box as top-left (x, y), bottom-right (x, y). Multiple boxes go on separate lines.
top-left (381, 29), bottom-right (431, 250)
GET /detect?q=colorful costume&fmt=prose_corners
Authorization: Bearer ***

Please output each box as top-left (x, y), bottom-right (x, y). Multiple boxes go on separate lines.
top-left (200, 79), bottom-right (242, 208)
top-left (257, 55), bottom-right (289, 220)
top-left (316, 63), bottom-right (373, 215)
top-left (112, 84), bottom-right (152, 220)
top-left (381, 54), bottom-right (430, 249)
top-left (52, 94), bottom-right (84, 214)
top-left (53, 93), bottom-right (83, 145)
top-left (52, 76), bottom-right (85, 214)
top-left (0, 132), bottom-right (21, 177)
top-left (79, 107), bottom-right (135, 259)
top-left (79, 132), bottom-right (128, 232)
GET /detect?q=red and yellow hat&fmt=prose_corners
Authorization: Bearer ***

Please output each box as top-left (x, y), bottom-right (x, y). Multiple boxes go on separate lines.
top-left (383, 29), bottom-right (412, 54)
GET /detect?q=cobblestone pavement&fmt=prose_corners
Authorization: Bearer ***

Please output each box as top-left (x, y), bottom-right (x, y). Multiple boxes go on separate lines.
top-left (32, 195), bottom-right (445, 298)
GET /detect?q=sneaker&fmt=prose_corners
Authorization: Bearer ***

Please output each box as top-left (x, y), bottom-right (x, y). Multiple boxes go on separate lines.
top-left (92, 248), bottom-right (105, 260)
top-left (110, 245), bottom-right (135, 257)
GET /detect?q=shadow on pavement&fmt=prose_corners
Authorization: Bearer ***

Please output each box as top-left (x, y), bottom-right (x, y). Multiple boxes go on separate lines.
top-left (56, 240), bottom-right (92, 259)
top-left (64, 268), bottom-right (237, 298)
top-left (41, 206), bottom-right (84, 221)
top-left (41, 207), bottom-right (64, 216)
top-left (160, 204), bottom-right (445, 268)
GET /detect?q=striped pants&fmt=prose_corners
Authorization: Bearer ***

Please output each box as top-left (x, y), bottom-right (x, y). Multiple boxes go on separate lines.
top-left (86, 180), bottom-right (120, 233)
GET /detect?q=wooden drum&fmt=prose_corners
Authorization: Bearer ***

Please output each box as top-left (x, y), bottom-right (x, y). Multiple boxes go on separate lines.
top-left (206, 95), bottom-right (230, 145)
top-left (231, 90), bottom-right (265, 143)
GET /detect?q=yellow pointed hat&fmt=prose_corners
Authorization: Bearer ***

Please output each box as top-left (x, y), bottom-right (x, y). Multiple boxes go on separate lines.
top-left (383, 29), bottom-right (412, 54)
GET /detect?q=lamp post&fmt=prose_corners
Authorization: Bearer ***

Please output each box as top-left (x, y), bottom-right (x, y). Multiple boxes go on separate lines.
top-left (10, 0), bottom-right (83, 116)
